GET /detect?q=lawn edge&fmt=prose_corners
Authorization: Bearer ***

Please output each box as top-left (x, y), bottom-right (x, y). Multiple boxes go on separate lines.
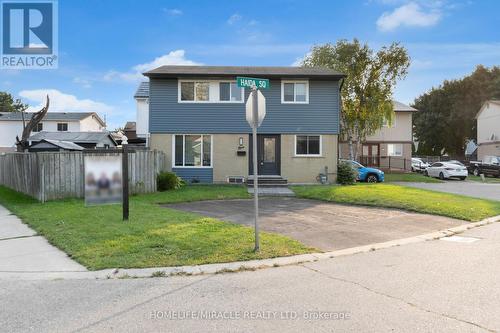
top-left (3, 214), bottom-right (499, 281)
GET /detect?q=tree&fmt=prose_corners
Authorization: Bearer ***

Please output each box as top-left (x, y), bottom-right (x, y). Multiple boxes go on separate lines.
top-left (15, 96), bottom-right (49, 152)
top-left (0, 91), bottom-right (28, 113)
top-left (302, 39), bottom-right (410, 159)
top-left (413, 65), bottom-right (500, 156)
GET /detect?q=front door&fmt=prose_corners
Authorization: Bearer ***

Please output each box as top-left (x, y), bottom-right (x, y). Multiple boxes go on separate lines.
top-left (249, 134), bottom-right (280, 175)
top-left (362, 143), bottom-right (380, 166)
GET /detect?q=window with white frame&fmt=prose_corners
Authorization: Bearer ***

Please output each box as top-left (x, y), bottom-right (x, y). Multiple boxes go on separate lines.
top-left (282, 81), bottom-right (308, 103)
top-left (33, 123), bottom-right (43, 132)
top-left (295, 135), bottom-right (321, 156)
top-left (180, 82), bottom-right (210, 102)
top-left (57, 123), bottom-right (68, 131)
top-left (387, 143), bottom-right (403, 156)
top-left (219, 82), bottom-right (242, 102)
top-left (383, 116), bottom-right (395, 127)
top-left (174, 134), bottom-right (212, 167)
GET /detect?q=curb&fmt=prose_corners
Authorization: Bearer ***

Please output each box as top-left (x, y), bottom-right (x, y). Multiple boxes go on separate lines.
top-left (2, 215), bottom-right (499, 281)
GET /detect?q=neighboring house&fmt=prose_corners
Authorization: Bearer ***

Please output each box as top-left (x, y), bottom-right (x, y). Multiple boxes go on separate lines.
top-left (28, 131), bottom-right (117, 149)
top-left (339, 101), bottom-right (418, 170)
top-left (143, 65), bottom-right (344, 184)
top-left (475, 100), bottom-right (500, 160)
top-left (123, 121), bottom-right (146, 145)
top-left (28, 139), bottom-right (85, 152)
top-left (0, 112), bottom-right (106, 152)
top-left (134, 82), bottom-right (149, 141)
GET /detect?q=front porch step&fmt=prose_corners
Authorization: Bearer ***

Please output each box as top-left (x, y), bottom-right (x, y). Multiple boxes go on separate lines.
top-left (247, 176), bottom-right (288, 186)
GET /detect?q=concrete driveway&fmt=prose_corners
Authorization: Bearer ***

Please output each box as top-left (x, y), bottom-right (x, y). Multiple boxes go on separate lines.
top-left (0, 205), bottom-right (86, 273)
top-left (398, 181), bottom-right (500, 201)
top-left (165, 198), bottom-right (464, 251)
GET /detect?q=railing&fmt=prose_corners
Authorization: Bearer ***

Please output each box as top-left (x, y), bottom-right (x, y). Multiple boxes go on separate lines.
top-left (358, 155), bottom-right (411, 171)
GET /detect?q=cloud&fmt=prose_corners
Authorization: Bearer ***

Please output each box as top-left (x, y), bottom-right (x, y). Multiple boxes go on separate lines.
top-left (376, 2), bottom-right (441, 31)
top-left (163, 8), bottom-right (183, 16)
top-left (19, 89), bottom-right (114, 115)
top-left (73, 77), bottom-right (92, 88)
top-left (227, 13), bottom-right (242, 25)
top-left (103, 50), bottom-right (202, 82)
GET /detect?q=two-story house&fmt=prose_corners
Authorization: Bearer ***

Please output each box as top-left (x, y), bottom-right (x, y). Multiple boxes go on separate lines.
top-left (142, 65), bottom-right (344, 184)
top-left (339, 100), bottom-right (417, 170)
top-left (475, 100), bottom-right (500, 160)
top-left (0, 112), bottom-right (106, 152)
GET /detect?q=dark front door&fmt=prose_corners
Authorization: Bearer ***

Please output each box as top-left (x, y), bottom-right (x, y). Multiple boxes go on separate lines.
top-left (249, 134), bottom-right (280, 175)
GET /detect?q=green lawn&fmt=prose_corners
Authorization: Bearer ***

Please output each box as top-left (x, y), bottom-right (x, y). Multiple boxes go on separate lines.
top-left (292, 184), bottom-right (500, 222)
top-left (0, 185), bottom-right (313, 270)
top-left (384, 173), bottom-right (442, 183)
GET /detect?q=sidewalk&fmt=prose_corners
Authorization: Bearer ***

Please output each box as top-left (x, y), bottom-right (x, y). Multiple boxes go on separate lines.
top-left (0, 205), bottom-right (87, 273)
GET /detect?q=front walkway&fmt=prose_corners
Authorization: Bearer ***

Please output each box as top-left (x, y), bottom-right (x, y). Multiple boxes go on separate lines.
top-left (0, 205), bottom-right (87, 273)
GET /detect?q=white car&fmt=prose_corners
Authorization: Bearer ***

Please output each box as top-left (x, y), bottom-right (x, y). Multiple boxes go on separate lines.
top-left (425, 162), bottom-right (468, 180)
top-left (411, 158), bottom-right (429, 172)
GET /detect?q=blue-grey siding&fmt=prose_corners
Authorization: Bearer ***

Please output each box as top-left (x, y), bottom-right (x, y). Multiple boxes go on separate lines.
top-left (149, 78), bottom-right (340, 134)
top-left (172, 168), bottom-right (213, 183)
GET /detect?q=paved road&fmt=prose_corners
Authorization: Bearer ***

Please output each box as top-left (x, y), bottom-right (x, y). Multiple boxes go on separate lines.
top-left (2, 222), bottom-right (500, 332)
top-left (166, 198), bottom-right (463, 251)
top-left (0, 205), bottom-right (86, 273)
top-left (399, 180), bottom-right (500, 201)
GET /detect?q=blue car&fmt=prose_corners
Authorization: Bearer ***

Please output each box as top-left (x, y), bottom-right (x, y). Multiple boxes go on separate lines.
top-left (344, 160), bottom-right (385, 183)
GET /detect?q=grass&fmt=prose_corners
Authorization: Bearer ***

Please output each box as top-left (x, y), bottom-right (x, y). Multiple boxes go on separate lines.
top-left (292, 183), bottom-right (500, 222)
top-left (384, 173), bottom-right (442, 183)
top-left (467, 175), bottom-right (500, 183)
top-left (0, 185), bottom-right (313, 270)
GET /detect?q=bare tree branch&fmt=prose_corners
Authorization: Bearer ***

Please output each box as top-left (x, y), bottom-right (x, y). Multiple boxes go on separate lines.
top-left (16, 95), bottom-right (50, 152)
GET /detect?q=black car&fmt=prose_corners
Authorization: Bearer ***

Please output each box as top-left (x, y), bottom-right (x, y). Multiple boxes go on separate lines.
top-left (468, 156), bottom-right (500, 177)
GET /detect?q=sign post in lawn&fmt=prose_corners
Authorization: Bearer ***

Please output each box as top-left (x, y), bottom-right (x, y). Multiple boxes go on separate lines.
top-left (238, 76), bottom-right (269, 252)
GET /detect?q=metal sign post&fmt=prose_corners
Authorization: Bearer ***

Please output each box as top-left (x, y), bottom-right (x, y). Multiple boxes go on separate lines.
top-left (251, 86), bottom-right (260, 251)
top-left (240, 77), bottom-right (269, 252)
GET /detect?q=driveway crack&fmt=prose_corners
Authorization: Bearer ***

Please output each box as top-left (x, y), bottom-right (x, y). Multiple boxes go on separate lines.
top-left (302, 265), bottom-right (496, 332)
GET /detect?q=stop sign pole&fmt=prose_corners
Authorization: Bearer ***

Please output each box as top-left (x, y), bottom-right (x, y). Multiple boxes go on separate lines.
top-left (238, 77), bottom-right (269, 252)
top-left (251, 86), bottom-right (259, 251)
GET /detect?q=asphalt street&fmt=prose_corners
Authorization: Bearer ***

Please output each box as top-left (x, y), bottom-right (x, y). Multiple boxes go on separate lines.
top-left (399, 180), bottom-right (500, 201)
top-left (2, 221), bottom-right (500, 332)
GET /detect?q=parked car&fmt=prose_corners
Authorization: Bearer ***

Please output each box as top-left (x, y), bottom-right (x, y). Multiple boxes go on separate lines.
top-left (447, 160), bottom-right (465, 166)
top-left (343, 160), bottom-right (385, 183)
top-left (468, 156), bottom-right (500, 177)
top-left (411, 158), bottom-right (429, 172)
top-left (424, 162), bottom-right (468, 180)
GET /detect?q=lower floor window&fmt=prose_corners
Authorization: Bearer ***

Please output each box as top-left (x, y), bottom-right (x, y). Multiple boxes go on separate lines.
top-left (387, 143), bottom-right (403, 156)
top-left (174, 134), bottom-right (212, 167)
top-left (296, 135), bottom-right (321, 156)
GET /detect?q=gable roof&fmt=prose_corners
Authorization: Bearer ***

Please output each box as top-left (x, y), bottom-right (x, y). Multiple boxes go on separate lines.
top-left (29, 131), bottom-right (116, 145)
top-left (134, 82), bottom-right (149, 98)
top-left (124, 121), bottom-right (136, 131)
top-left (144, 65), bottom-right (345, 80)
top-left (475, 100), bottom-right (500, 119)
top-left (0, 112), bottom-right (106, 126)
top-left (31, 139), bottom-right (85, 151)
top-left (393, 100), bottom-right (418, 112)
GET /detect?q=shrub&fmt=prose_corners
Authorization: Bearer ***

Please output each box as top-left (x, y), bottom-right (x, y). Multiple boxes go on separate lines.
top-left (157, 172), bottom-right (183, 191)
top-left (337, 161), bottom-right (357, 185)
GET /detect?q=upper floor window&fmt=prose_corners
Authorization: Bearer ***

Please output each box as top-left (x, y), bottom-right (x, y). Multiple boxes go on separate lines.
top-left (57, 123), bottom-right (68, 131)
top-left (33, 123), bottom-right (43, 132)
top-left (219, 82), bottom-right (242, 102)
top-left (383, 116), bottom-right (395, 128)
top-left (179, 80), bottom-right (243, 103)
top-left (282, 81), bottom-right (309, 104)
top-left (181, 82), bottom-right (209, 102)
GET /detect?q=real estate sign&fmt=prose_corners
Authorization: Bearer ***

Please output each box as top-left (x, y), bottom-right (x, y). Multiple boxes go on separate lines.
top-left (84, 155), bottom-right (122, 206)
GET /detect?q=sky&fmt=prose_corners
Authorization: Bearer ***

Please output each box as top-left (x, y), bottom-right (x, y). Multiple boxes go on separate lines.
top-left (1, 0), bottom-right (500, 130)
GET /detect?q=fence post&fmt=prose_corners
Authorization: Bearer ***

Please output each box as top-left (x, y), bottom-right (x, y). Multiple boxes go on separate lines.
top-left (404, 158), bottom-right (406, 171)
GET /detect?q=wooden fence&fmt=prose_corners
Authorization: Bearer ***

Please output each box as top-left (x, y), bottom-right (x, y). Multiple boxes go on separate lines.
top-left (0, 150), bottom-right (166, 201)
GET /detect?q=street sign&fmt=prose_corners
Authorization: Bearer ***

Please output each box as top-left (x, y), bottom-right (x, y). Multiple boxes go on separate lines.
top-left (237, 77), bottom-right (270, 89)
top-left (245, 90), bottom-right (266, 127)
